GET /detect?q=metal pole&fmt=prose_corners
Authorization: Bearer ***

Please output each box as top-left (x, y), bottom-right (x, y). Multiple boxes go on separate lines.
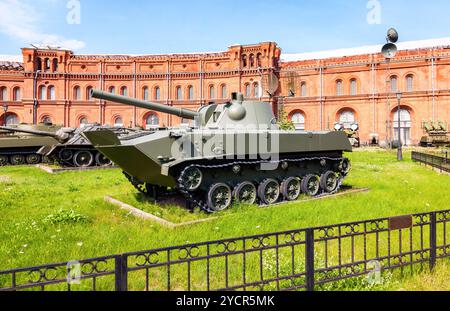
top-left (397, 96), bottom-right (403, 161)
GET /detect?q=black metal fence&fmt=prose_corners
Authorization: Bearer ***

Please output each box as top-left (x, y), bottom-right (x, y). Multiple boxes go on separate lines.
top-left (412, 151), bottom-right (450, 173)
top-left (1, 209), bottom-right (450, 291)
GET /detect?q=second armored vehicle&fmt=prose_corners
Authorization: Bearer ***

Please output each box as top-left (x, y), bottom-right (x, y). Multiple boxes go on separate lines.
top-left (334, 123), bottom-right (360, 147)
top-left (0, 123), bottom-right (61, 166)
top-left (420, 121), bottom-right (450, 147)
top-left (83, 89), bottom-right (353, 213)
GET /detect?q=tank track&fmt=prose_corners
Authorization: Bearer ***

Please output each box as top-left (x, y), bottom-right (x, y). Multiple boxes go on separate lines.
top-left (122, 171), bottom-right (176, 198)
top-left (0, 150), bottom-right (47, 166)
top-left (176, 156), bottom-right (348, 213)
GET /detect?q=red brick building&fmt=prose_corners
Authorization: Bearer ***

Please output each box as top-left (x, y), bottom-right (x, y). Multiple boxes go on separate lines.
top-left (1, 39), bottom-right (449, 146)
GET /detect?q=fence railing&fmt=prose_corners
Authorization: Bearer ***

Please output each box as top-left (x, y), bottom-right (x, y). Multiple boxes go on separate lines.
top-left (1, 209), bottom-right (449, 291)
top-left (412, 151), bottom-right (450, 173)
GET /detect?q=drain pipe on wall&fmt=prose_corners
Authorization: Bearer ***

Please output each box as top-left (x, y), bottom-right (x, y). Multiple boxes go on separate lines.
top-left (32, 70), bottom-right (41, 125)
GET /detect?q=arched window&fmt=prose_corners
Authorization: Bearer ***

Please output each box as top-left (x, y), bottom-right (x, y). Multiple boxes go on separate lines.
top-left (108, 86), bottom-right (116, 94)
top-left (336, 80), bottom-right (343, 96)
top-left (120, 86), bottom-right (128, 96)
top-left (86, 86), bottom-right (93, 100)
top-left (406, 75), bottom-right (414, 92)
top-left (256, 53), bottom-right (262, 67)
top-left (187, 86), bottom-right (194, 100)
top-left (301, 82), bottom-right (307, 97)
top-left (79, 117), bottom-right (88, 125)
top-left (221, 84), bottom-right (227, 99)
top-left (41, 115), bottom-right (52, 124)
top-left (249, 54), bottom-right (255, 67)
top-left (350, 79), bottom-right (357, 95)
top-left (36, 57), bottom-right (42, 71)
top-left (154, 86), bottom-right (161, 100)
top-left (73, 86), bottom-right (81, 100)
top-left (143, 86), bottom-right (149, 101)
top-left (245, 84), bottom-right (251, 98)
top-left (5, 113), bottom-right (19, 125)
top-left (176, 86), bottom-right (182, 100)
top-left (209, 85), bottom-right (215, 99)
top-left (113, 116), bottom-right (123, 127)
top-left (242, 54), bottom-right (247, 67)
top-left (47, 86), bottom-right (55, 100)
top-left (393, 109), bottom-right (412, 145)
top-left (253, 83), bottom-right (260, 97)
top-left (52, 58), bottom-right (58, 72)
top-left (44, 58), bottom-right (51, 71)
top-left (339, 110), bottom-right (356, 128)
top-left (390, 76), bottom-right (398, 92)
top-left (39, 86), bottom-right (46, 100)
top-left (13, 87), bottom-right (21, 101)
top-left (0, 86), bottom-right (7, 101)
top-left (146, 113), bottom-right (159, 127)
top-left (291, 112), bottom-right (305, 130)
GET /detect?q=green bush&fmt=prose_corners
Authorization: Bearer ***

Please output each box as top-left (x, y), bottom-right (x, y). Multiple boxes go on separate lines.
top-left (43, 209), bottom-right (88, 225)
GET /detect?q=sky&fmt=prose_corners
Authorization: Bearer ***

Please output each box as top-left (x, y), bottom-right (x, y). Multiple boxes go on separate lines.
top-left (1, 0), bottom-right (450, 56)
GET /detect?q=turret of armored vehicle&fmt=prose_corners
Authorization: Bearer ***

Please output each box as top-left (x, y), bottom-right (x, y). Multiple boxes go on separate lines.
top-left (0, 124), bottom-right (142, 167)
top-left (420, 120), bottom-right (450, 147)
top-left (0, 123), bottom-right (61, 166)
top-left (83, 89), bottom-right (353, 212)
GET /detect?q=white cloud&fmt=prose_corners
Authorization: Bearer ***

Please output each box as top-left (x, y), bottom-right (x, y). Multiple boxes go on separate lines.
top-left (0, 0), bottom-right (85, 50)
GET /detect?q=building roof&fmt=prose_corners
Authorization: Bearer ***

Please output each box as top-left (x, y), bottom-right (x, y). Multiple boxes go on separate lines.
top-left (281, 37), bottom-right (450, 62)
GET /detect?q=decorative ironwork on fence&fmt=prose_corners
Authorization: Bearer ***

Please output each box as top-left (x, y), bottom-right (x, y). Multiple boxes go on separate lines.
top-left (412, 151), bottom-right (450, 173)
top-left (1, 209), bottom-right (449, 291)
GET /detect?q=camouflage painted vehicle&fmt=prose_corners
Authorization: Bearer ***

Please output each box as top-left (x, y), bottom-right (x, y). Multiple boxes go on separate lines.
top-left (84, 89), bottom-right (353, 212)
top-left (0, 123), bottom-right (61, 166)
top-left (420, 121), bottom-right (450, 147)
top-left (334, 123), bottom-right (360, 147)
top-left (0, 124), bottom-right (142, 167)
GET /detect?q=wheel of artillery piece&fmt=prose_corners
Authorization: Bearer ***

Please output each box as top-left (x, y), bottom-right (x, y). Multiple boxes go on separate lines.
top-left (233, 181), bottom-right (257, 205)
top-left (95, 152), bottom-right (112, 166)
top-left (280, 177), bottom-right (301, 201)
top-left (10, 154), bottom-right (25, 165)
top-left (207, 183), bottom-right (232, 212)
top-left (300, 174), bottom-right (320, 197)
top-left (180, 166), bottom-right (203, 191)
top-left (340, 158), bottom-right (351, 175)
top-left (59, 149), bottom-right (73, 162)
top-left (0, 155), bottom-right (8, 166)
top-left (26, 154), bottom-right (41, 165)
top-left (258, 179), bottom-right (280, 205)
top-left (320, 171), bottom-right (339, 193)
top-left (73, 151), bottom-right (94, 167)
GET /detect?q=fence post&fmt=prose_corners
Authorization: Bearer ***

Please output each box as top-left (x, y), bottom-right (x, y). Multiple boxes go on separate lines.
top-left (429, 212), bottom-right (437, 272)
top-left (115, 254), bottom-right (128, 291)
top-left (305, 228), bottom-right (315, 291)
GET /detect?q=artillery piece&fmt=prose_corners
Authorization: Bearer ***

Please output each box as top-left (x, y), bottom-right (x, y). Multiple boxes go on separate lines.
top-left (420, 120), bottom-right (450, 147)
top-left (0, 123), bottom-right (61, 166)
top-left (84, 89), bottom-right (353, 212)
top-left (0, 124), bottom-right (141, 167)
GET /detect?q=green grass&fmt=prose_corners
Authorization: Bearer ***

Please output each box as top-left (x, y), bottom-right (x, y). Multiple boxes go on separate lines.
top-left (0, 149), bottom-right (449, 291)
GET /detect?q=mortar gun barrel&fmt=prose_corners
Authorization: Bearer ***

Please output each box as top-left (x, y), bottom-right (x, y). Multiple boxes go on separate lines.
top-left (90, 89), bottom-right (200, 120)
top-left (0, 126), bottom-right (59, 139)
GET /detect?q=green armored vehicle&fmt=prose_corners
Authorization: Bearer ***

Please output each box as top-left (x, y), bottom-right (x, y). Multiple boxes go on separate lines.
top-left (0, 124), bottom-right (140, 167)
top-left (0, 123), bottom-right (61, 166)
top-left (84, 89), bottom-right (352, 212)
top-left (420, 121), bottom-right (450, 147)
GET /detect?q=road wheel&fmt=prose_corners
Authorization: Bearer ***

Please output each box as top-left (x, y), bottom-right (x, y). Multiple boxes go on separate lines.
top-left (340, 158), bottom-right (351, 175)
top-left (26, 154), bottom-right (41, 165)
top-left (300, 174), bottom-right (320, 197)
top-left (95, 152), bottom-right (112, 166)
top-left (0, 155), bottom-right (8, 166)
top-left (320, 171), bottom-right (339, 193)
top-left (181, 166), bottom-right (203, 192)
top-left (281, 177), bottom-right (301, 201)
top-left (73, 151), bottom-right (94, 167)
top-left (233, 181), bottom-right (257, 205)
top-left (207, 183), bottom-right (232, 212)
top-left (59, 149), bottom-right (73, 162)
top-left (258, 179), bottom-right (280, 205)
top-left (10, 154), bottom-right (25, 165)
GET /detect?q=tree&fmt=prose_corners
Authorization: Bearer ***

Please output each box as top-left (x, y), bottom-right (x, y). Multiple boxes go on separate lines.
top-left (277, 110), bottom-right (295, 131)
